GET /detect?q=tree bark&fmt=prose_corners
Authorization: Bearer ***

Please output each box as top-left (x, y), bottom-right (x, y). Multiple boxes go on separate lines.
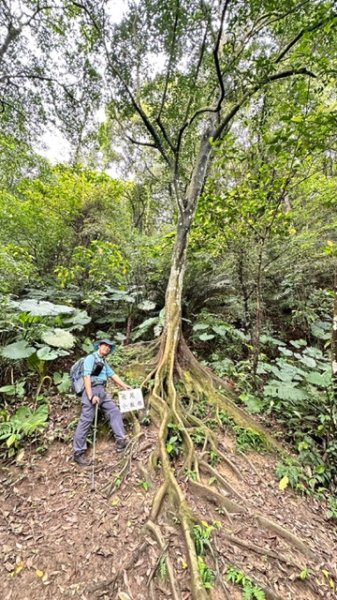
top-left (331, 267), bottom-right (337, 399)
top-left (159, 127), bottom-right (214, 374)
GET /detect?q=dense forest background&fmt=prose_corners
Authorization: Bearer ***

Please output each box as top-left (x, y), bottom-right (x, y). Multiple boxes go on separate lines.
top-left (1, 1), bottom-right (337, 598)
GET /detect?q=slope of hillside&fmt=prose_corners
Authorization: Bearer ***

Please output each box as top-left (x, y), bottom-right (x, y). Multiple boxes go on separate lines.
top-left (0, 396), bottom-right (336, 600)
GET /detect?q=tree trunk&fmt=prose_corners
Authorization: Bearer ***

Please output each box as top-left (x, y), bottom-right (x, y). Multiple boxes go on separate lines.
top-left (331, 268), bottom-right (337, 399)
top-left (159, 127), bottom-right (214, 375)
top-left (251, 241), bottom-right (264, 381)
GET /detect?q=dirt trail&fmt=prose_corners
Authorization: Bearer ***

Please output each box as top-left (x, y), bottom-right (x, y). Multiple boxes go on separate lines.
top-left (0, 404), bottom-right (336, 600)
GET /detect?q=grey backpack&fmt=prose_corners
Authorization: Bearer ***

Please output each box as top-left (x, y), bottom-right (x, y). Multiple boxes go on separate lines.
top-left (70, 354), bottom-right (105, 396)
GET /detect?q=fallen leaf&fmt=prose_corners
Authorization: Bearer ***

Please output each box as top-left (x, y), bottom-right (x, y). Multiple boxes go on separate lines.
top-left (279, 476), bottom-right (289, 491)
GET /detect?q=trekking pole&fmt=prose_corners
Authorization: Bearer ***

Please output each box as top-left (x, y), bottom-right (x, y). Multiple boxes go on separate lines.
top-left (90, 401), bottom-right (99, 492)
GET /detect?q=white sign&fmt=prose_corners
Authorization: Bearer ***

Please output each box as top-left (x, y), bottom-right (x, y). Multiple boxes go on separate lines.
top-left (118, 388), bottom-right (144, 413)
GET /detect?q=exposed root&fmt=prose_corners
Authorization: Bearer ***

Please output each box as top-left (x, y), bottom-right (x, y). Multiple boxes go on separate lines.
top-left (90, 540), bottom-right (148, 594)
top-left (189, 479), bottom-right (245, 514)
top-left (259, 585), bottom-right (284, 600)
top-left (237, 449), bottom-right (269, 486)
top-left (199, 460), bottom-right (246, 503)
top-left (103, 432), bottom-right (143, 497)
top-left (255, 514), bottom-right (315, 559)
top-left (101, 336), bottom-right (335, 600)
top-left (207, 440), bottom-right (244, 480)
top-left (222, 531), bottom-right (303, 570)
top-left (145, 520), bottom-right (180, 600)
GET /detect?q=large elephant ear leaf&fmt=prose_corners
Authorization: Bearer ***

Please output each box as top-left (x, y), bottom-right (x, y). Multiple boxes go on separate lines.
top-left (11, 299), bottom-right (75, 316)
top-left (41, 328), bottom-right (75, 349)
top-left (0, 340), bottom-right (35, 360)
top-left (37, 346), bottom-right (60, 361)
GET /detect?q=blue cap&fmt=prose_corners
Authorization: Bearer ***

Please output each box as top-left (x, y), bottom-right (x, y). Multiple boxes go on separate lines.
top-left (97, 339), bottom-right (116, 349)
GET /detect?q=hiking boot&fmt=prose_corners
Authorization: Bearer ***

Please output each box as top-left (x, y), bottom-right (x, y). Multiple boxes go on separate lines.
top-left (116, 438), bottom-right (128, 453)
top-left (73, 452), bottom-right (92, 466)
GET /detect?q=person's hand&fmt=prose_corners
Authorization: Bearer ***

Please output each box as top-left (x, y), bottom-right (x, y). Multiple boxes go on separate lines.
top-left (91, 395), bottom-right (100, 405)
top-left (120, 383), bottom-right (131, 391)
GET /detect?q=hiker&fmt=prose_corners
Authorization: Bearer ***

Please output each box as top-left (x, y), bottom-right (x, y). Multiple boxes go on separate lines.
top-left (73, 339), bottom-right (130, 465)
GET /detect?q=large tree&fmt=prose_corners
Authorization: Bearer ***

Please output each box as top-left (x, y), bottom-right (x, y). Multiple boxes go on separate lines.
top-left (68, 1), bottom-right (337, 597)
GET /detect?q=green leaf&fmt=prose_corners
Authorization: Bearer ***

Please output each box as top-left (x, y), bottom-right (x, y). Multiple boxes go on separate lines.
top-left (278, 347), bottom-right (294, 357)
top-left (37, 346), bottom-right (59, 361)
top-left (304, 371), bottom-right (331, 387)
top-left (239, 393), bottom-right (265, 414)
top-left (67, 309), bottom-right (91, 328)
top-left (138, 300), bottom-right (156, 311)
top-left (193, 323), bottom-right (209, 331)
top-left (42, 328), bottom-right (75, 349)
top-left (0, 381), bottom-right (25, 397)
top-left (298, 355), bottom-right (316, 368)
top-left (136, 317), bottom-right (158, 330)
top-left (53, 372), bottom-right (71, 393)
top-left (11, 299), bottom-right (74, 316)
top-left (310, 324), bottom-right (330, 340)
top-left (276, 385), bottom-right (308, 401)
top-left (290, 339), bottom-right (307, 348)
top-left (1, 340), bottom-right (35, 360)
top-left (211, 325), bottom-right (228, 337)
top-left (198, 333), bottom-right (215, 341)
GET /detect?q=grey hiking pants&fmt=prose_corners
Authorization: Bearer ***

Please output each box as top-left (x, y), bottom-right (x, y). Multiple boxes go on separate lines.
top-left (73, 383), bottom-right (126, 454)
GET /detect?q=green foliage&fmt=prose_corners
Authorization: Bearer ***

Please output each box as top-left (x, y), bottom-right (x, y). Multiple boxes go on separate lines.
top-left (0, 382), bottom-right (26, 398)
top-left (226, 566), bottom-right (266, 600)
top-left (193, 317), bottom-right (249, 360)
top-left (192, 398), bottom-right (208, 419)
top-left (11, 300), bottom-right (75, 317)
top-left (0, 299), bottom-right (91, 395)
top-left (193, 522), bottom-right (216, 556)
top-left (299, 568), bottom-right (311, 581)
top-left (0, 244), bottom-right (36, 293)
top-left (276, 449), bottom-right (330, 495)
top-left (184, 469), bottom-right (198, 481)
top-left (158, 555), bottom-right (168, 581)
top-left (233, 427), bottom-right (267, 453)
top-left (276, 458), bottom-right (305, 492)
top-left (239, 393), bottom-right (266, 415)
top-left (1, 340), bottom-right (36, 360)
top-left (259, 340), bottom-right (337, 489)
top-left (0, 404), bottom-right (49, 457)
top-left (132, 308), bottom-right (166, 341)
top-left (326, 496), bottom-right (337, 521)
top-left (190, 428), bottom-right (206, 447)
top-left (208, 450), bottom-right (220, 467)
top-left (197, 557), bottom-right (216, 590)
top-left (41, 329), bottom-right (75, 349)
top-left (56, 240), bottom-right (129, 294)
top-left (140, 479), bottom-right (150, 492)
top-left (53, 372), bottom-right (71, 394)
top-left (165, 423), bottom-right (183, 458)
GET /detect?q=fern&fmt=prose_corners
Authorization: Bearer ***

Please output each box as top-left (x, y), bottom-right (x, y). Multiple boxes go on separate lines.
top-left (0, 404), bottom-right (48, 452)
top-left (159, 555), bottom-right (168, 580)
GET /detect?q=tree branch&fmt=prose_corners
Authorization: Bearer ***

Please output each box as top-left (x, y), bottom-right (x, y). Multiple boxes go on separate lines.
top-left (212, 67), bottom-right (316, 142)
top-left (212, 0), bottom-right (231, 111)
top-left (275, 13), bottom-right (337, 63)
top-left (0, 73), bottom-right (76, 100)
top-left (157, 0), bottom-right (180, 121)
top-left (0, 23), bottom-right (21, 65)
top-left (175, 20), bottom-right (209, 161)
top-left (73, 0), bottom-right (173, 166)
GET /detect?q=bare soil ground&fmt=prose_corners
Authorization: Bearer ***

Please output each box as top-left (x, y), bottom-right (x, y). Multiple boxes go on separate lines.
top-left (0, 396), bottom-right (336, 600)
